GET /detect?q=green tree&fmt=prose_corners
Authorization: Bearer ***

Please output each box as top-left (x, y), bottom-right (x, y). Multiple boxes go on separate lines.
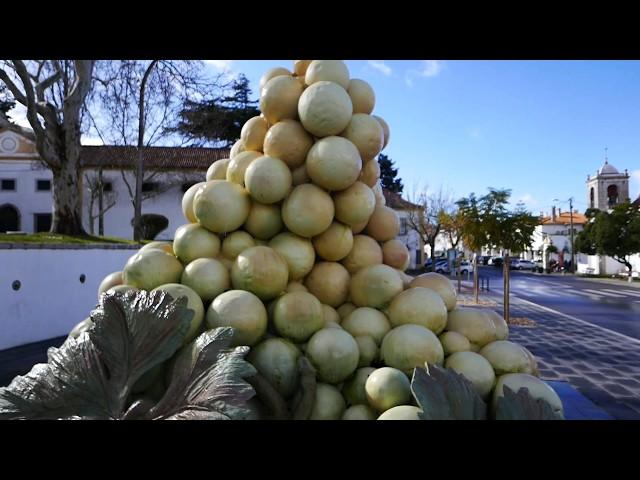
top-left (169, 74), bottom-right (259, 148)
top-left (377, 153), bottom-right (404, 194)
top-left (575, 201), bottom-right (640, 278)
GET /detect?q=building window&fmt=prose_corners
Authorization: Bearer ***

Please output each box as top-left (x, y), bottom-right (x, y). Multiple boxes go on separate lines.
top-left (607, 185), bottom-right (618, 207)
top-left (400, 217), bottom-right (408, 235)
top-left (36, 179), bottom-right (51, 191)
top-left (142, 182), bottom-right (158, 193)
top-left (34, 213), bottom-right (52, 233)
top-left (0, 204), bottom-right (20, 232)
top-left (589, 187), bottom-right (594, 208)
top-left (1, 179), bottom-right (16, 191)
top-left (103, 181), bottom-right (113, 192)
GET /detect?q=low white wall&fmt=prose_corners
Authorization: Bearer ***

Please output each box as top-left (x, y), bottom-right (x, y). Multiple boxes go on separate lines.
top-left (0, 246), bottom-right (139, 350)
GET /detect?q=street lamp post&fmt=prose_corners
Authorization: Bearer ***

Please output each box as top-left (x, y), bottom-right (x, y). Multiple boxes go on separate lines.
top-left (554, 197), bottom-right (575, 274)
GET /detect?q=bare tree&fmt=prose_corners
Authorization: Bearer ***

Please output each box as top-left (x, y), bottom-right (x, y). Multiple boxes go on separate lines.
top-left (0, 60), bottom-right (94, 235)
top-left (406, 185), bottom-right (454, 272)
top-left (84, 168), bottom-right (117, 235)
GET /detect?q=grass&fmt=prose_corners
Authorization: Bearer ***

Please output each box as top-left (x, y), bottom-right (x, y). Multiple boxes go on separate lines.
top-left (0, 232), bottom-right (141, 245)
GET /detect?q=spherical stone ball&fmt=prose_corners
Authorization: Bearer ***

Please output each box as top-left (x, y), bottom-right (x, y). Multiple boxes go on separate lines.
top-left (244, 156), bottom-right (292, 204)
top-left (193, 180), bottom-right (251, 234)
top-left (309, 383), bottom-right (346, 420)
top-left (387, 287), bottom-right (448, 334)
top-left (259, 67), bottom-right (292, 91)
top-left (180, 257), bottom-right (230, 303)
top-left (293, 60), bottom-right (312, 77)
top-left (268, 232), bottom-right (315, 281)
top-left (230, 139), bottom-right (246, 159)
top-left (260, 75), bottom-right (303, 125)
top-left (263, 119), bottom-right (313, 169)
top-left (221, 231), bottom-right (256, 260)
top-left (282, 183), bottom-right (334, 238)
top-left (410, 273), bottom-right (457, 312)
top-left (380, 324), bottom-right (445, 374)
top-left (151, 283), bottom-right (204, 345)
top-left (359, 158), bottom-right (381, 188)
top-left (231, 246), bottom-right (289, 301)
top-left (306, 328), bottom-right (360, 383)
top-left (373, 115), bottom-right (390, 149)
top-left (123, 249), bottom-right (184, 291)
top-left (365, 205), bottom-right (400, 242)
top-left (173, 223), bottom-right (221, 264)
top-left (342, 235), bottom-right (383, 274)
top-left (240, 116), bottom-right (270, 152)
top-left (382, 239), bottom-right (411, 270)
top-left (304, 261), bottom-right (351, 308)
top-left (333, 181), bottom-right (376, 227)
top-left (322, 304), bottom-right (341, 327)
top-left (291, 164), bottom-right (310, 186)
top-left (206, 289), bottom-right (267, 347)
top-left (304, 60), bottom-right (350, 89)
top-left (347, 78), bottom-right (375, 114)
top-left (181, 181), bottom-right (206, 223)
top-left (341, 113), bottom-right (384, 162)
top-left (312, 221), bottom-right (354, 261)
top-left (350, 264), bottom-right (404, 310)
top-left (365, 367), bottom-right (412, 413)
top-left (273, 291), bottom-right (324, 343)
top-left (243, 201), bottom-right (283, 240)
top-left (298, 81), bottom-right (353, 138)
top-left (341, 307), bottom-right (391, 345)
top-left (247, 337), bottom-right (301, 398)
top-left (445, 351), bottom-right (496, 400)
top-left (337, 302), bottom-right (357, 321)
top-left (439, 331), bottom-right (472, 356)
top-left (226, 151), bottom-right (262, 186)
top-left (206, 158), bottom-right (230, 181)
top-left (306, 136), bottom-right (362, 191)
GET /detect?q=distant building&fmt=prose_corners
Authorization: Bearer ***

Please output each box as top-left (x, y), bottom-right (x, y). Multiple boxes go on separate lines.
top-left (382, 189), bottom-right (424, 269)
top-left (528, 207), bottom-right (587, 263)
top-left (586, 159), bottom-right (630, 210)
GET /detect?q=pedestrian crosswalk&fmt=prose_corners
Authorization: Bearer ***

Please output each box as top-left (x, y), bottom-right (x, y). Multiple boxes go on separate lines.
top-left (502, 279), bottom-right (640, 303)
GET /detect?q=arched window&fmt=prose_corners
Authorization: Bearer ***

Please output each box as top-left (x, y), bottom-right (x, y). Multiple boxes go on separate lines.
top-left (0, 204), bottom-right (20, 232)
top-left (590, 187), bottom-right (595, 208)
top-left (607, 184), bottom-right (619, 206)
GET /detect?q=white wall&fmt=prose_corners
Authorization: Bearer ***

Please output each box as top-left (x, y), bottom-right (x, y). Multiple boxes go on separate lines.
top-left (0, 247), bottom-right (138, 350)
top-left (396, 210), bottom-right (423, 268)
top-left (577, 253), bottom-right (640, 277)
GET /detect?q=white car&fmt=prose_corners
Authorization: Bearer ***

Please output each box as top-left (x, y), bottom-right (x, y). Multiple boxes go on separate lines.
top-left (512, 259), bottom-right (536, 270)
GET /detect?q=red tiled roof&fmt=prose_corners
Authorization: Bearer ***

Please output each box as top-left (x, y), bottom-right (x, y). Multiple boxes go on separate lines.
top-left (382, 189), bottom-right (422, 210)
top-left (79, 145), bottom-right (230, 170)
top-left (541, 211), bottom-right (587, 225)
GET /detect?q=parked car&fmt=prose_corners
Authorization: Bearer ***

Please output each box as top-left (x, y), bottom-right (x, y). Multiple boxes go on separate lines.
top-left (458, 261), bottom-right (474, 274)
top-left (424, 258), bottom-right (447, 269)
top-left (435, 260), bottom-right (473, 275)
top-left (491, 257), bottom-right (504, 268)
top-left (512, 259), bottom-right (536, 270)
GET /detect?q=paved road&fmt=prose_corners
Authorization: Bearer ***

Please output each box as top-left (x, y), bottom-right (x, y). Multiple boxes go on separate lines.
top-left (475, 266), bottom-right (640, 341)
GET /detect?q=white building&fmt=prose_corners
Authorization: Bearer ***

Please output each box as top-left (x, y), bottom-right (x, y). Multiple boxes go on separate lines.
top-left (529, 207), bottom-right (587, 268)
top-left (0, 128), bottom-right (227, 239)
top-left (381, 189), bottom-right (424, 269)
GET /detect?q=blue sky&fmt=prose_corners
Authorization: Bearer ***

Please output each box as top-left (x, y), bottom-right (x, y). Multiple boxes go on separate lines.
top-left (206, 60), bottom-right (640, 216)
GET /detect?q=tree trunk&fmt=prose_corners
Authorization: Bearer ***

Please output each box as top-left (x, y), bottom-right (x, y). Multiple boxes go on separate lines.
top-left (503, 253), bottom-right (511, 323)
top-left (50, 162), bottom-right (86, 235)
top-left (98, 168), bottom-right (104, 236)
top-left (429, 240), bottom-right (436, 272)
top-left (473, 251), bottom-right (479, 303)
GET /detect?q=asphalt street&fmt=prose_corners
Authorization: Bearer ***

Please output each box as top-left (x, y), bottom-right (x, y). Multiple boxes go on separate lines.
top-left (474, 266), bottom-right (640, 341)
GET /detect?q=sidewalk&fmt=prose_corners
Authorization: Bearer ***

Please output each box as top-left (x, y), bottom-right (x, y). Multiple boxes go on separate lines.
top-left (460, 284), bottom-right (640, 420)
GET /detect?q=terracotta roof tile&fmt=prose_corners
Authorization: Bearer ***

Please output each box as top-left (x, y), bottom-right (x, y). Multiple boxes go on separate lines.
top-left (382, 189), bottom-right (422, 210)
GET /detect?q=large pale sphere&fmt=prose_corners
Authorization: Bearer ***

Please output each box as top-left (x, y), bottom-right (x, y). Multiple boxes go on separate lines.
top-left (341, 113), bottom-right (384, 162)
top-left (226, 151), bottom-right (262, 186)
top-left (347, 78), bottom-right (375, 114)
top-left (388, 287), bottom-right (448, 334)
top-left (333, 181), bottom-right (376, 227)
top-left (98, 271), bottom-right (123, 298)
top-left (306, 136), bottom-right (362, 191)
top-left (139, 241), bottom-right (174, 256)
top-left (350, 264), bottom-right (404, 309)
top-left (269, 232), bottom-right (315, 281)
top-left (248, 337), bottom-right (301, 398)
top-left (221, 231), bottom-right (256, 260)
top-left (263, 119), bottom-right (313, 169)
top-left (123, 249), bottom-right (184, 291)
top-left (259, 67), bottom-right (291, 91)
top-left (365, 367), bottom-right (412, 413)
top-left (310, 383), bottom-right (346, 420)
top-left (193, 180), bottom-right (250, 234)
top-left (240, 116), bottom-right (269, 152)
top-left (445, 351), bottom-right (496, 400)
top-left (382, 239), bottom-right (411, 270)
top-left (173, 223), bottom-right (221, 264)
top-left (410, 273), bottom-right (457, 311)
top-left (291, 164), bottom-right (310, 186)
top-left (306, 328), bottom-right (360, 383)
top-left (180, 257), bottom-right (230, 303)
top-left (439, 331), bottom-right (472, 355)
top-left (273, 291), bottom-right (324, 343)
top-left (373, 115), bottom-right (390, 149)
top-left (243, 201), bottom-right (283, 240)
top-left (282, 184), bottom-right (334, 238)
top-left (380, 324), bottom-right (444, 374)
top-left (312, 221), bottom-right (354, 261)
top-left (230, 139), bottom-right (246, 159)
top-left (341, 307), bottom-right (391, 345)
top-left (244, 155), bottom-right (292, 204)
top-left (304, 262), bottom-right (351, 307)
top-left (181, 181), bottom-right (206, 223)
top-left (304, 60), bottom-right (350, 89)
top-left (293, 60), bottom-right (312, 77)
top-left (206, 289), bottom-right (267, 347)
top-left (298, 81), bottom-right (353, 138)
top-left (446, 308), bottom-right (498, 349)
top-left (342, 234), bottom-right (383, 273)
top-left (359, 158), bottom-right (380, 188)
top-left (365, 205), bottom-right (400, 242)
top-left (337, 302), bottom-right (357, 320)
top-left (231, 246), bottom-right (289, 301)
top-left (492, 373), bottom-right (564, 417)
top-left (151, 283), bottom-right (204, 345)
top-left (206, 159), bottom-right (230, 181)
top-left (260, 75), bottom-right (303, 125)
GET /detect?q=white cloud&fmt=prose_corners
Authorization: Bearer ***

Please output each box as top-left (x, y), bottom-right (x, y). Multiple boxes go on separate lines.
top-left (517, 193), bottom-right (539, 208)
top-left (368, 60), bottom-right (392, 76)
top-left (204, 60), bottom-right (234, 71)
top-left (418, 60), bottom-right (444, 77)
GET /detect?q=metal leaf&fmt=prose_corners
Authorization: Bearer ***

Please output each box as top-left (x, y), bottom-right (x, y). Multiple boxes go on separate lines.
top-left (147, 327), bottom-right (257, 420)
top-left (411, 364), bottom-right (487, 420)
top-left (495, 386), bottom-right (564, 420)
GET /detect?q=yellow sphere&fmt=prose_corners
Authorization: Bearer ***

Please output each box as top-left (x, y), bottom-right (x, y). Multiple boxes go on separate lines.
top-left (181, 181), bottom-right (206, 223)
top-left (341, 114), bottom-right (384, 162)
top-left (293, 60), bottom-right (312, 77)
top-left (446, 308), bottom-right (498, 348)
top-left (305, 262), bottom-right (351, 307)
top-left (333, 181), bottom-right (376, 227)
top-left (298, 81), bottom-right (353, 138)
top-left (342, 234), bottom-right (383, 273)
top-left (382, 239), bottom-right (410, 270)
top-left (306, 328), bottom-right (360, 383)
top-left (273, 291), bottom-right (324, 342)
top-left (230, 139), bottom-right (246, 159)
top-left (291, 164), bottom-right (310, 186)
top-left (305, 60), bottom-right (350, 89)
top-left (365, 205), bottom-right (400, 242)
top-left (231, 246), bottom-right (289, 301)
top-left (286, 281), bottom-right (308, 293)
top-left (263, 119), bottom-right (313, 169)
top-left (260, 75), bottom-right (303, 125)
top-left (322, 304), bottom-right (341, 326)
top-left (206, 159), bottom-right (230, 181)
top-left (221, 231), bottom-right (256, 260)
top-left (193, 180), bottom-right (250, 234)
top-left (387, 287), bottom-right (448, 334)
top-left (240, 116), bottom-right (269, 152)
top-left (341, 307), bottom-right (391, 345)
top-left (98, 271), bottom-right (122, 298)
top-left (445, 352), bottom-right (496, 400)
top-left (380, 324), bottom-right (444, 373)
top-left (351, 219), bottom-right (368, 234)
top-left (282, 184), bottom-right (334, 238)
top-left (410, 273), bottom-right (457, 311)
top-left (306, 136), bottom-right (362, 191)
top-left (206, 289), bottom-right (267, 347)
top-left (123, 249), bottom-right (184, 291)
top-left (269, 232), bottom-right (315, 281)
top-left (152, 283), bottom-right (204, 345)
top-left (373, 115), bottom-right (390, 149)
top-left (337, 302), bottom-right (357, 320)
top-left (359, 158), bottom-right (380, 187)
top-left (226, 151), bottom-right (262, 186)
top-left (244, 201), bottom-right (283, 240)
top-left (350, 264), bottom-right (404, 309)
top-left (181, 257), bottom-right (230, 303)
top-left (244, 156), bottom-right (292, 204)
top-left (312, 221), bottom-right (354, 261)
top-left (139, 241), bottom-right (174, 256)
top-left (259, 67), bottom-right (292, 91)
top-left (173, 223), bottom-right (221, 264)
top-left (439, 331), bottom-right (472, 355)
top-left (347, 78), bottom-right (375, 114)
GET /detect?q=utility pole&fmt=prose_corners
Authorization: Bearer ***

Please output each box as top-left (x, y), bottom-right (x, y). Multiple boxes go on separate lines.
top-left (569, 197), bottom-right (575, 274)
